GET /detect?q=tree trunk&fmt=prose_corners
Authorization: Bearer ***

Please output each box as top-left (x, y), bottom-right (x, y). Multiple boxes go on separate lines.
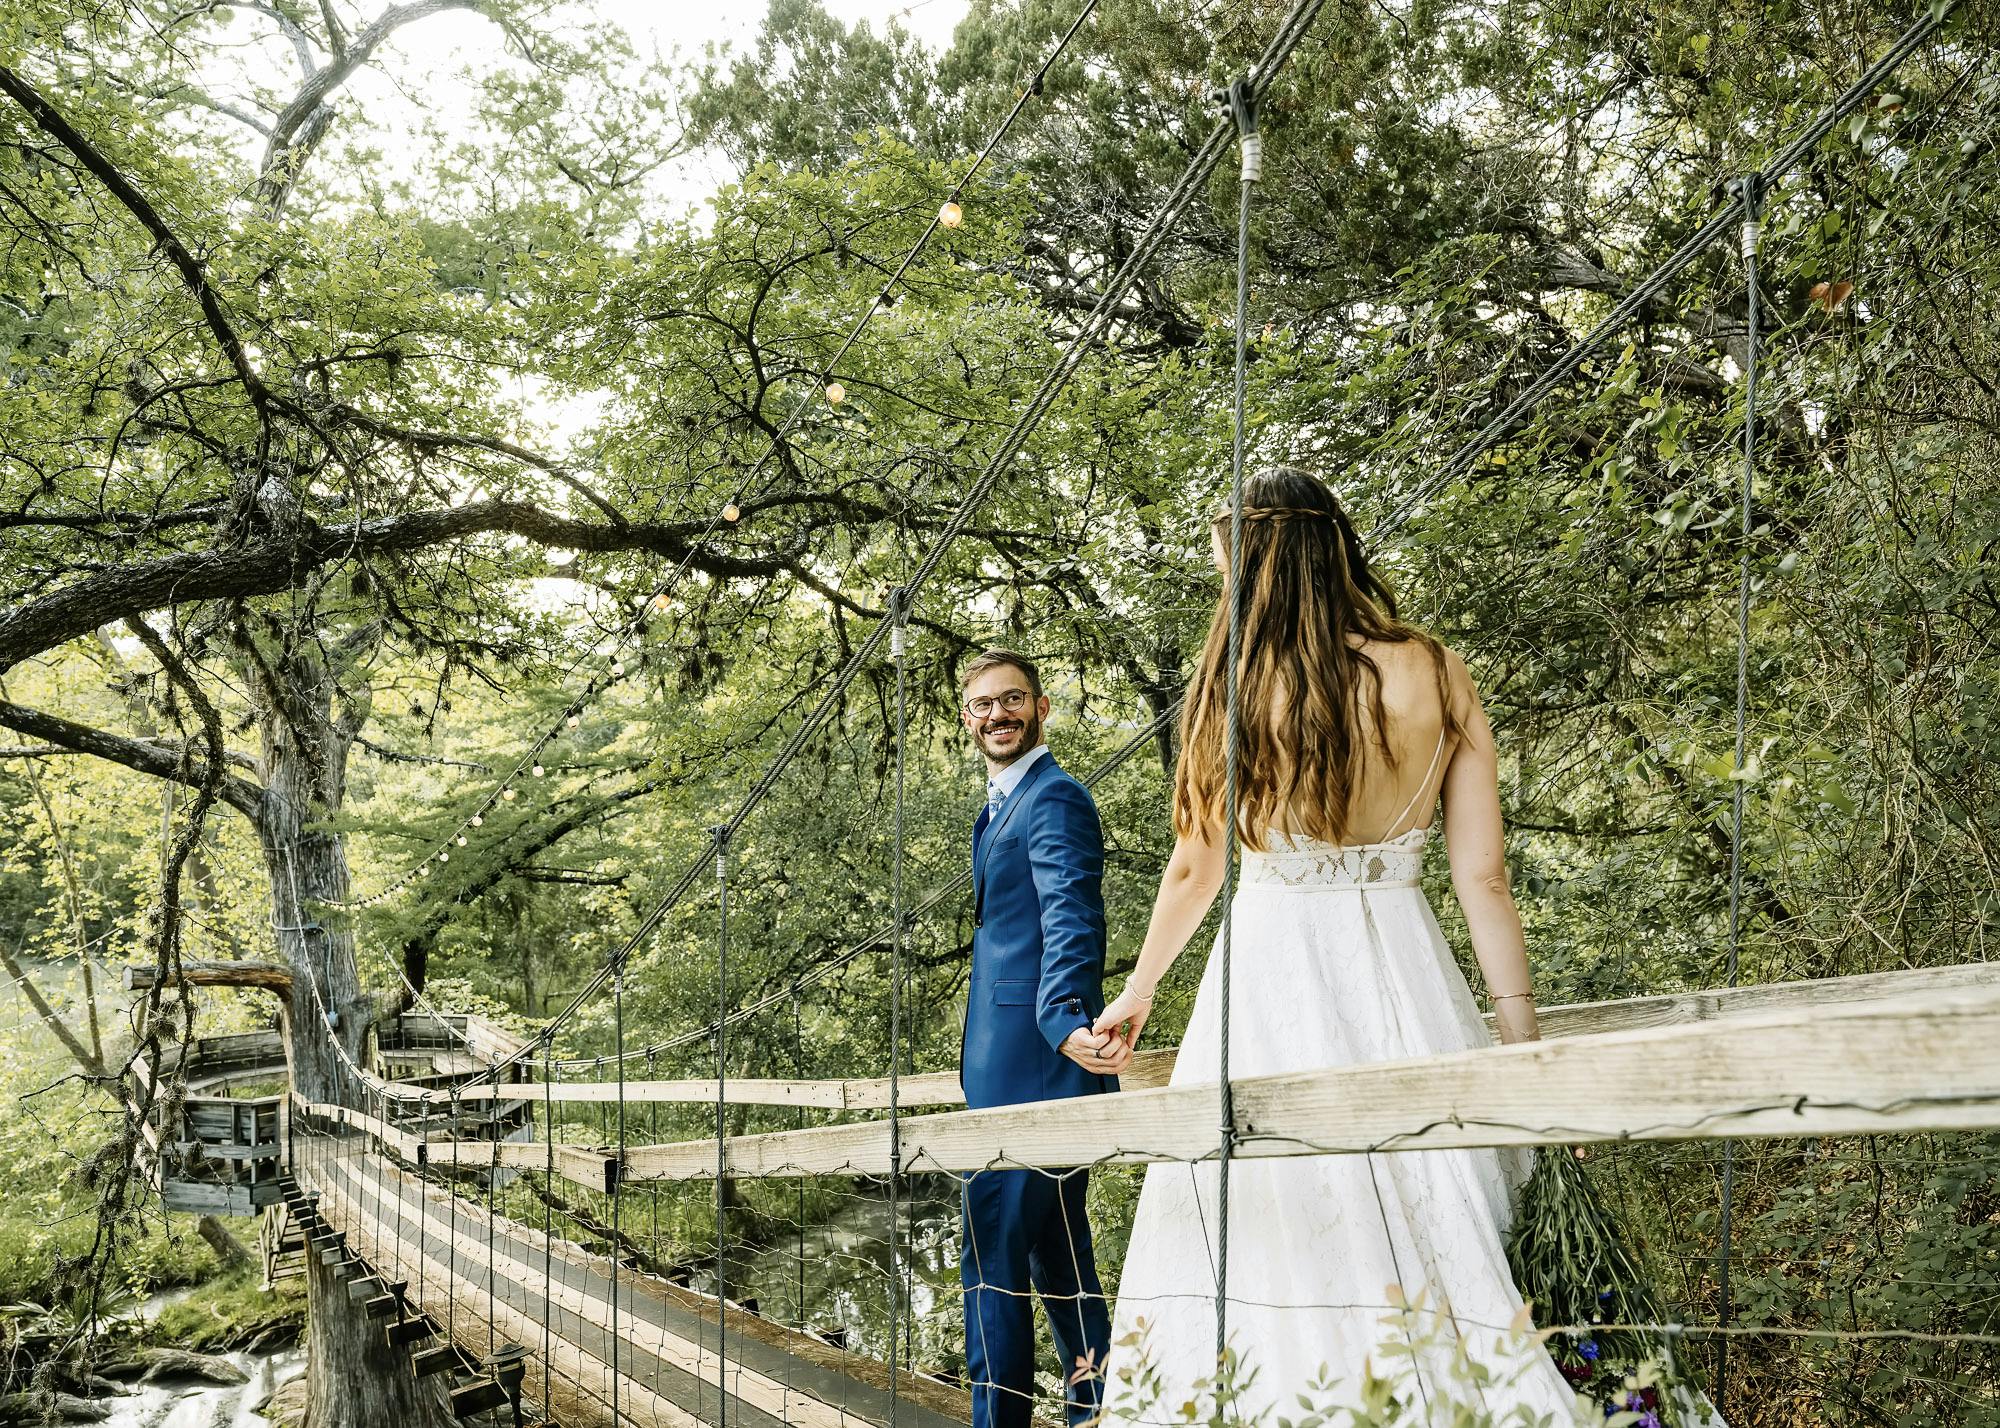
top-left (248, 649), bottom-right (455, 1428)
top-left (196, 1215), bottom-right (252, 1272)
top-left (302, 1233), bottom-right (452, 1426)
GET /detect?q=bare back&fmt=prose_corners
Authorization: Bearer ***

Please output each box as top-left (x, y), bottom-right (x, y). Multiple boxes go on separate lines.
top-left (1272, 637), bottom-right (1462, 846)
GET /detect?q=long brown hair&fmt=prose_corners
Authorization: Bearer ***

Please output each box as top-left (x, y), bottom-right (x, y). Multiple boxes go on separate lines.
top-left (1174, 466), bottom-right (1460, 849)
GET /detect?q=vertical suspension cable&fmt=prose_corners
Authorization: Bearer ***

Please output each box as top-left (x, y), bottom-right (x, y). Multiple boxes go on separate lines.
top-left (448, 1085), bottom-right (461, 1348)
top-left (712, 827), bottom-right (731, 1428)
top-left (1213, 78), bottom-right (1261, 1396)
top-left (648, 1049), bottom-right (661, 1261)
top-left (1715, 169), bottom-right (1763, 1409)
top-left (612, 967), bottom-right (627, 1424)
top-left (391, 1085), bottom-right (407, 1316)
top-left (887, 588), bottom-right (909, 1428)
top-left (486, 1058), bottom-right (500, 1360)
top-left (542, 1041), bottom-right (554, 1417)
top-left (416, 1095), bottom-right (430, 1323)
top-left (792, 984), bottom-right (806, 1330)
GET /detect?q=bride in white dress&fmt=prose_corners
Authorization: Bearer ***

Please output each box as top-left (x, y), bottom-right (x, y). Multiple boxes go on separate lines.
top-left (1090, 466), bottom-right (1582, 1425)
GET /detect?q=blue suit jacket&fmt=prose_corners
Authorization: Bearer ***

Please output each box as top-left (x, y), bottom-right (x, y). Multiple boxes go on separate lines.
top-left (961, 753), bottom-right (1117, 1111)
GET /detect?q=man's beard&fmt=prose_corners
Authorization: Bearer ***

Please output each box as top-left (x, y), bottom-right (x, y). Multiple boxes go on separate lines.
top-left (977, 707), bottom-right (1042, 764)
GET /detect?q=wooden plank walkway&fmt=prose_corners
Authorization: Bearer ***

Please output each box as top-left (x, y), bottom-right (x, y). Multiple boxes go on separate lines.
top-left (304, 1146), bottom-right (973, 1428)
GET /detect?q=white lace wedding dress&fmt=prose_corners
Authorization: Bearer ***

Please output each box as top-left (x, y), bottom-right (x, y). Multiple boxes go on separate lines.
top-left (1102, 761), bottom-right (1581, 1426)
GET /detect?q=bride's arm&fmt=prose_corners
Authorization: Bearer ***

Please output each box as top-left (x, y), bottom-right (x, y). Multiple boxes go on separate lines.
top-left (1440, 657), bottom-right (1542, 1045)
top-left (1092, 823), bottom-right (1229, 1057)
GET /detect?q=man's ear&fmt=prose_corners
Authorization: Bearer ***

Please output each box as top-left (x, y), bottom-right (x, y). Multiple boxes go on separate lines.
top-left (1037, 695), bottom-right (1051, 721)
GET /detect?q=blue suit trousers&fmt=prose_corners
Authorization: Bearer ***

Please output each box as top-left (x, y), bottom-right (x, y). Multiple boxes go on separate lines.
top-left (961, 1166), bottom-right (1111, 1428)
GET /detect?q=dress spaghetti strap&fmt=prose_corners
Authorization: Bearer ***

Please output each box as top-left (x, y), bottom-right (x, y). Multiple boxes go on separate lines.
top-left (1381, 727), bottom-right (1449, 839)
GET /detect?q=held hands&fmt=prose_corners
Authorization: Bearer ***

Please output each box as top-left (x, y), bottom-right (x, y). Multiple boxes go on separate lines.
top-left (1059, 1026), bottom-right (1130, 1075)
top-left (1091, 983), bottom-right (1154, 1064)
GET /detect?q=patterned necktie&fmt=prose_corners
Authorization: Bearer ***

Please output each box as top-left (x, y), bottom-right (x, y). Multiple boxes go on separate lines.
top-left (985, 781), bottom-right (1005, 824)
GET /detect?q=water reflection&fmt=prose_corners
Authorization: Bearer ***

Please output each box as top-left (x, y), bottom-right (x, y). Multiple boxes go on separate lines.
top-left (696, 1189), bottom-right (967, 1375)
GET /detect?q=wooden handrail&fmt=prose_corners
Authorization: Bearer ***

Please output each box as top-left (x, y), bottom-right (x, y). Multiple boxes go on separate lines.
top-left (433, 960), bottom-right (2000, 1109)
top-left (303, 985), bottom-right (2000, 1192)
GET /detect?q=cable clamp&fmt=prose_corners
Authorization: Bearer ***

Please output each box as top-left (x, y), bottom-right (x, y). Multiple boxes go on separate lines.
top-left (1214, 78), bottom-right (1262, 183)
top-left (1727, 171), bottom-right (1765, 260)
top-left (888, 586), bottom-right (909, 659)
top-left (1239, 131), bottom-right (1265, 184)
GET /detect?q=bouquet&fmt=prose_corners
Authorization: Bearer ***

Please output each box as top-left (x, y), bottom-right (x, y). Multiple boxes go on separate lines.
top-left (1505, 1147), bottom-right (1717, 1426)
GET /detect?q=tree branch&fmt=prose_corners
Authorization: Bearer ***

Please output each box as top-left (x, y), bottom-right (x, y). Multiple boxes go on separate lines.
top-left (0, 499), bottom-right (794, 673)
top-left (0, 702), bottom-right (263, 818)
top-left (0, 66), bottom-right (270, 413)
top-left (0, 940), bottom-right (110, 1079)
top-left (258, 0), bottom-right (481, 208)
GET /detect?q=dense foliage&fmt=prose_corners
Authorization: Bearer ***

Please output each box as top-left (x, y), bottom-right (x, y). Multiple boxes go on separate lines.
top-left (1, 0), bottom-right (1995, 1421)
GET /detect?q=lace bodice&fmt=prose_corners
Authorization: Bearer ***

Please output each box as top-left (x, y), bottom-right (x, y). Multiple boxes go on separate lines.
top-left (1240, 827), bottom-right (1428, 889)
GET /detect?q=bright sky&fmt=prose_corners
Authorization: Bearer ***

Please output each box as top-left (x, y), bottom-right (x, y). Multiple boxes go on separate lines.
top-left (218, 0), bottom-right (973, 211)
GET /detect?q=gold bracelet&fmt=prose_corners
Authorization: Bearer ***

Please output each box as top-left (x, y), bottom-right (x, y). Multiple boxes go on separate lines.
top-left (1493, 992), bottom-right (1536, 1002)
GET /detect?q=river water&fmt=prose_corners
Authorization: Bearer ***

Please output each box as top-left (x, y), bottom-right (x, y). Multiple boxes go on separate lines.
top-left (92, 1289), bottom-right (303, 1428)
top-left (695, 1190), bottom-right (969, 1375)
top-left (94, 1347), bottom-right (303, 1428)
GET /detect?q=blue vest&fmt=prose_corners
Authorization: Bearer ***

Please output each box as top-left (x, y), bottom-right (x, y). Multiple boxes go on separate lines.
top-left (961, 754), bottom-right (1116, 1110)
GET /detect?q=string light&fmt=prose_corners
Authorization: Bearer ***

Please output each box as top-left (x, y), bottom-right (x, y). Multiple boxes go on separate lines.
top-left (611, 661), bottom-right (625, 677)
top-left (471, 814), bottom-right (483, 827)
top-left (532, 764), bottom-right (546, 778)
top-left (722, 503), bottom-right (741, 523)
top-left (501, 788), bottom-right (517, 802)
top-left (566, 715), bottom-right (580, 729)
top-left (824, 381), bottom-right (846, 405)
top-left (456, 835), bottom-right (468, 847)
top-left (939, 201), bottom-right (963, 229)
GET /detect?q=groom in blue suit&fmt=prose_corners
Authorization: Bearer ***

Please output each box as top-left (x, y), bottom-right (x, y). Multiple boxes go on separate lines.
top-left (957, 649), bottom-right (1123, 1428)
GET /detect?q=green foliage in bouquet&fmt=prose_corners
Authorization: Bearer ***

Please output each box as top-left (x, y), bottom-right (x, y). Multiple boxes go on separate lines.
top-left (1506, 1149), bottom-right (1690, 1424)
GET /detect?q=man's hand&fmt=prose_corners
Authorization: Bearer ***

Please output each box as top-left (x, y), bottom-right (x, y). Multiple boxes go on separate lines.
top-left (1060, 1026), bottom-right (1129, 1075)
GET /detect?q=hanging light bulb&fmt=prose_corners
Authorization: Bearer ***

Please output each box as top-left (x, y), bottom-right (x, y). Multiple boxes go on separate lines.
top-left (611, 660), bottom-right (625, 677)
top-left (566, 715), bottom-right (580, 729)
top-left (653, 592), bottom-right (672, 611)
top-left (456, 835), bottom-right (467, 847)
top-left (532, 764), bottom-right (545, 778)
top-left (438, 851), bottom-right (449, 863)
top-left (939, 201), bottom-right (963, 229)
top-left (824, 381), bottom-right (846, 406)
top-left (471, 814), bottom-right (484, 827)
top-left (501, 787), bottom-right (517, 802)
top-left (722, 502), bottom-right (741, 523)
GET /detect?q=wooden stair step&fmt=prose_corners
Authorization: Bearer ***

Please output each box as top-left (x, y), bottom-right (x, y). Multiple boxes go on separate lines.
top-left (413, 1343), bottom-right (469, 1378)
top-left (385, 1314), bottom-right (439, 1347)
top-left (449, 1378), bottom-right (509, 1418)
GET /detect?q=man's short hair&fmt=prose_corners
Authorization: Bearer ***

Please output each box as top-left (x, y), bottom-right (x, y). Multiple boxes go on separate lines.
top-left (959, 647), bottom-right (1043, 698)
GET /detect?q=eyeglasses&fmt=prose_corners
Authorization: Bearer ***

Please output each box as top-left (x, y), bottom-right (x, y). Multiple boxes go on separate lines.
top-left (963, 689), bottom-right (1033, 718)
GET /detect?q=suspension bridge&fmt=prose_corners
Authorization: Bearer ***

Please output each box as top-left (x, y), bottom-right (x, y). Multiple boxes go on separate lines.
top-left (115, 0), bottom-right (1999, 1424)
